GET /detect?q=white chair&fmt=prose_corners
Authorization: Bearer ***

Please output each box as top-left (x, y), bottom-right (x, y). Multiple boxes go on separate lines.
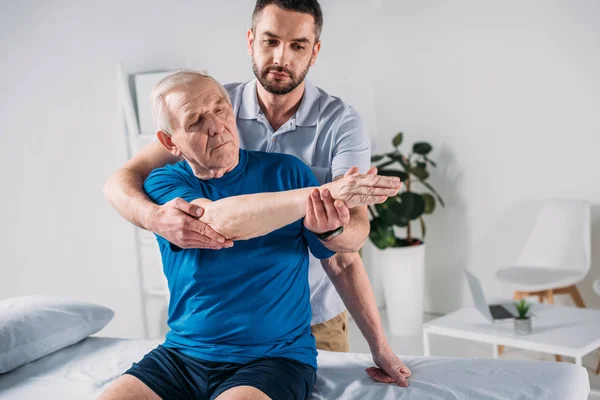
top-left (495, 200), bottom-right (591, 359)
top-left (496, 199), bottom-right (590, 305)
top-left (594, 280), bottom-right (600, 374)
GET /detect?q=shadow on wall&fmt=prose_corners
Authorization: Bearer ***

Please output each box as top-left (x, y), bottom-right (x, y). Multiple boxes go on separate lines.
top-left (421, 145), bottom-right (469, 314)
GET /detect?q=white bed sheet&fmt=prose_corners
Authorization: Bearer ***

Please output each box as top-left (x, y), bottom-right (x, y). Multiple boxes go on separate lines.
top-left (0, 337), bottom-right (590, 400)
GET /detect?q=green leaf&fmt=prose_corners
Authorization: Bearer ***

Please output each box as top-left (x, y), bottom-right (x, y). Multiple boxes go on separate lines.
top-left (413, 142), bottom-right (432, 155)
top-left (385, 199), bottom-right (410, 227)
top-left (369, 218), bottom-right (396, 249)
top-left (416, 177), bottom-right (445, 207)
top-left (374, 199), bottom-right (390, 217)
top-left (419, 216), bottom-right (426, 239)
top-left (422, 193), bottom-right (436, 214)
top-left (400, 192), bottom-right (425, 220)
top-left (424, 156), bottom-right (437, 167)
top-left (392, 132), bottom-right (403, 147)
top-left (410, 166), bottom-right (429, 180)
top-left (387, 152), bottom-right (409, 170)
top-left (416, 161), bottom-right (427, 170)
top-left (374, 160), bottom-right (395, 170)
top-left (377, 169), bottom-right (408, 181)
top-left (371, 154), bottom-right (385, 162)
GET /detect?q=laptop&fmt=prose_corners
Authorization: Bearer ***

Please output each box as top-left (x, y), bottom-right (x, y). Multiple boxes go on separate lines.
top-left (465, 269), bottom-right (515, 322)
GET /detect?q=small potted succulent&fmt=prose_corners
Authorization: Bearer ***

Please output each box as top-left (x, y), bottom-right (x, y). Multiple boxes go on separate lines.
top-left (514, 299), bottom-right (532, 335)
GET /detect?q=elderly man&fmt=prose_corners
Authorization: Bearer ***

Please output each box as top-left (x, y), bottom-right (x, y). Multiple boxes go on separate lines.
top-left (100, 71), bottom-right (402, 400)
top-left (105, 0), bottom-right (412, 388)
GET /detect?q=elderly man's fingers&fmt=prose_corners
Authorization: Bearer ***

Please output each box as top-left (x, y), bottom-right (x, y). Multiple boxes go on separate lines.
top-left (346, 187), bottom-right (400, 198)
top-left (351, 174), bottom-right (402, 189)
top-left (367, 166), bottom-right (377, 175)
top-left (334, 200), bottom-right (350, 225)
top-left (344, 166), bottom-right (360, 177)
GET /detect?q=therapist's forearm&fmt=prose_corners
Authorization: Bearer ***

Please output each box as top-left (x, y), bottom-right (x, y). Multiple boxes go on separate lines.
top-left (103, 167), bottom-right (159, 230)
top-left (197, 188), bottom-right (315, 240)
top-left (322, 253), bottom-right (388, 352)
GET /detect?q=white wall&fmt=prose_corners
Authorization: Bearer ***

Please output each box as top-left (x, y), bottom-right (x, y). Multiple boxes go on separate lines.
top-left (0, 0), bottom-right (379, 338)
top-left (1, 0), bottom-right (599, 338)
top-left (371, 0), bottom-right (600, 312)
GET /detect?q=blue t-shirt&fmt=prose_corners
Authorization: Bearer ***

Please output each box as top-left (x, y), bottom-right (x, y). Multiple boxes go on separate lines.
top-left (143, 149), bottom-right (335, 369)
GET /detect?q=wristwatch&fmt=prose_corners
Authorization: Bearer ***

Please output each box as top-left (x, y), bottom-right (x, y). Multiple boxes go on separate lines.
top-left (315, 225), bottom-right (344, 242)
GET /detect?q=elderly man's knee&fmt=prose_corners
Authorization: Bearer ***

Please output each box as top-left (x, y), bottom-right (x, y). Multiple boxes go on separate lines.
top-left (98, 374), bottom-right (161, 400)
top-left (214, 385), bottom-right (271, 400)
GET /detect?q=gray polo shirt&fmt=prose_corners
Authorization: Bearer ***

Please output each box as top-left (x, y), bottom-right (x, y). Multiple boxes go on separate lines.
top-left (226, 79), bottom-right (371, 325)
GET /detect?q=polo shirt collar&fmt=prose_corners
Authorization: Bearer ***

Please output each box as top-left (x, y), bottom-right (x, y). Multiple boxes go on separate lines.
top-left (238, 79), bottom-right (320, 127)
top-left (238, 80), bottom-right (261, 120)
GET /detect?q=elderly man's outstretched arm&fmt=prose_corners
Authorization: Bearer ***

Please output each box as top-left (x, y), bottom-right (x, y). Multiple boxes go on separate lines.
top-left (191, 172), bottom-right (401, 243)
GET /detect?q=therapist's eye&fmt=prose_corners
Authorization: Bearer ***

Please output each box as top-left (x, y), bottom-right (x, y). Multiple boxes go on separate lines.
top-left (264, 39), bottom-right (278, 46)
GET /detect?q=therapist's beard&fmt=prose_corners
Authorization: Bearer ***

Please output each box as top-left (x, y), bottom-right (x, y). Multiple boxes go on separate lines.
top-left (252, 59), bottom-right (310, 95)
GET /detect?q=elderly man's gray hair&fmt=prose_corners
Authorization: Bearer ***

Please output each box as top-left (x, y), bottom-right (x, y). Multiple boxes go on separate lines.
top-left (151, 70), bottom-right (231, 136)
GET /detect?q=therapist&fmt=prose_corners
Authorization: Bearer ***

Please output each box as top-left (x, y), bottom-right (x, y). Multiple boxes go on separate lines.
top-left (103, 0), bottom-right (410, 385)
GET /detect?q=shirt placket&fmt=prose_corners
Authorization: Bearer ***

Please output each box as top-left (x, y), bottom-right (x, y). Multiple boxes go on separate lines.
top-left (258, 114), bottom-right (297, 153)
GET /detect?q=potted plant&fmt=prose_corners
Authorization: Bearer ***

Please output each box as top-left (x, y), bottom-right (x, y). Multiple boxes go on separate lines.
top-left (368, 132), bottom-right (445, 336)
top-left (514, 299), bottom-right (532, 335)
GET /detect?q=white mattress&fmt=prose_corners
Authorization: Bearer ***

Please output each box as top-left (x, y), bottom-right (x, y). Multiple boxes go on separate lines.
top-left (0, 337), bottom-right (589, 400)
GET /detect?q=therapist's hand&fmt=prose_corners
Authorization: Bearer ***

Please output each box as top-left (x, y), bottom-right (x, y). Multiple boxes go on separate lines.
top-left (304, 188), bottom-right (351, 234)
top-left (367, 345), bottom-right (411, 387)
top-left (147, 198), bottom-right (233, 250)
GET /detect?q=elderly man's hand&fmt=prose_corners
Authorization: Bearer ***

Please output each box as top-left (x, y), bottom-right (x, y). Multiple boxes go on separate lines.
top-left (322, 167), bottom-right (402, 209)
top-left (148, 198), bottom-right (234, 250)
top-left (367, 345), bottom-right (412, 387)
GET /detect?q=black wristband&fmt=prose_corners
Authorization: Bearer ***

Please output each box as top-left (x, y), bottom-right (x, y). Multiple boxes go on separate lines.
top-left (315, 226), bottom-right (344, 242)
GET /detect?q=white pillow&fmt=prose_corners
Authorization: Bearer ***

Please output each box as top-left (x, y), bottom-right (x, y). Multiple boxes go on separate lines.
top-left (0, 295), bottom-right (114, 373)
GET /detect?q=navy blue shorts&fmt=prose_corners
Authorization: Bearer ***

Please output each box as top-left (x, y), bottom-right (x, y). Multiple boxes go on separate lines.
top-left (124, 345), bottom-right (316, 400)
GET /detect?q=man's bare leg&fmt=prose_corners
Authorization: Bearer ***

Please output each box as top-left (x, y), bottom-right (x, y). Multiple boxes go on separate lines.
top-left (97, 375), bottom-right (161, 400)
top-left (214, 386), bottom-right (271, 400)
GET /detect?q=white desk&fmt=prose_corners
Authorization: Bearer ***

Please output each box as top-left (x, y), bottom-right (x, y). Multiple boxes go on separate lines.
top-left (423, 304), bottom-right (600, 366)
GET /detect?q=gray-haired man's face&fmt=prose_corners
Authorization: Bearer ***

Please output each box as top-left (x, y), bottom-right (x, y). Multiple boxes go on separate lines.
top-left (165, 79), bottom-right (239, 174)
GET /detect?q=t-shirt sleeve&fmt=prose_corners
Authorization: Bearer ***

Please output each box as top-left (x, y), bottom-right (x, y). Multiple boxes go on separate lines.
top-left (289, 157), bottom-right (336, 260)
top-left (331, 106), bottom-right (372, 179)
top-left (143, 165), bottom-right (200, 205)
top-left (143, 164), bottom-right (202, 252)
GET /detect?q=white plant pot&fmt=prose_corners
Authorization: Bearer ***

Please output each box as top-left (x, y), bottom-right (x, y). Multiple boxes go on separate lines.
top-left (380, 243), bottom-right (426, 336)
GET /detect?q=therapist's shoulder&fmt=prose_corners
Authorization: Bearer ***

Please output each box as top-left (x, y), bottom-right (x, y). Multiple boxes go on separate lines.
top-left (223, 82), bottom-right (246, 105)
top-left (312, 84), bottom-right (363, 126)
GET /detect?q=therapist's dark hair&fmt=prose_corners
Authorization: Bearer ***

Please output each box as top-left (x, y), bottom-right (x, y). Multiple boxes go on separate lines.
top-left (252, 0), bottom-right (323, 41)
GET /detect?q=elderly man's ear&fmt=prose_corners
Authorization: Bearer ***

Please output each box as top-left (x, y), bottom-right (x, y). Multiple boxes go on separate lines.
top-left (156, 131), bottom-right (182, 157)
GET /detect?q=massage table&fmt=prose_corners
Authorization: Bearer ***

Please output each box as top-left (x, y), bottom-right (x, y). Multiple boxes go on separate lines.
top-left (0, 336), bottom-right (589, 399)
